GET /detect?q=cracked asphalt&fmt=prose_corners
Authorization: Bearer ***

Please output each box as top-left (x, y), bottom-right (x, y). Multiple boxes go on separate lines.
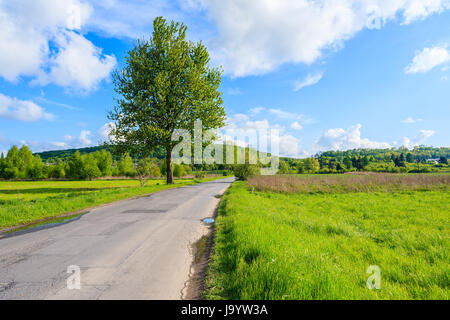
top-left (0, 177), bottom-right (233, 300)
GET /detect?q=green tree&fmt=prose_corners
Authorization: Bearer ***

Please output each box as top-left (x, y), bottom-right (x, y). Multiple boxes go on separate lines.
top-left (6, 146), bottom-right (20, 169)
top-left (0, 153), bottom-right (6, 178)
top-left (27, 155), bottom-right (45, 179)
top-left (278, 160), bottom-right (290, 174)
top-left (117, 153), bottom-right (136, 177)
top-left (439, 156), bottom-right (448, 164)
top-left (48, 161), bottom-right (66, 179)
top-left (82, 154), bottom-right (101, 180)
top-left (173, 163), bottom-right (186, 178)
top-left (406, 153), bottom-right (414, 163)
top-left (233, 164), bottom-right (260, 181)
top-left (18, 145), bottom-right (34, 176)
top-left (94, 150), bottom-right (113, 176)
top-left (302, 158), bottom-right (320, 173)
top-left (136, 157), bottom-right (160, 186)
top-left (67, 151), bottom-right (84, 179)
top-left (108, 17), bottom-right (226, 184)
top-left (343, 157), bottom-right (352, 169)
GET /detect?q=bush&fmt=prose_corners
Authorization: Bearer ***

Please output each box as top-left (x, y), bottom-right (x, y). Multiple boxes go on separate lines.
top-left (173, 164), bottom-right (186, 177)
top-left (195, 171), bottom-right (206, 179)
top-left (233, 164), bottom-right (260, 181)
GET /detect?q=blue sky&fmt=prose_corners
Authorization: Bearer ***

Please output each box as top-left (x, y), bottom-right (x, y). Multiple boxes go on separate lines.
top-left (0, 0), bottom-right (449, 157)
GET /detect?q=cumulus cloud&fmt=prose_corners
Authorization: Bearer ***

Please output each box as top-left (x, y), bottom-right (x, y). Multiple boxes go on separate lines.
top-left (35, 31), bottom-right (117, 91)
top-left (57, 129), bottom-right (93, 148)
top-left (0, 93), bottom-right (54, 121)
top-left (401, 129), bottom-right (435, 148)
top-left (294, 73), bottom-right (323, 91)
top-left (314, 124), bottom-right (391, 151)
top-left (4, 1), bottom-right (445, 82)
top-left (79, 130), bottom-right (92, 146)
top-left (98, 121), bottom-right (116, 142)
top-left (0, 0), bottom-right (116, 91)
top-left (401, 116), bottom-right (423, 123)
top-left (187, 0), bottom-right (450, 76)
top-left (405, 46), bottom-right (450, 74)
top-left (291, 121), bottom-right (303, 130)
top-left (222, 112), bottom-right (301, 157)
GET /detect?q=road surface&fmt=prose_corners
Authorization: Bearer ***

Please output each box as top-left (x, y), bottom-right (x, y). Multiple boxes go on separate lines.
top-left (0, 177), bottom-right (234, 299)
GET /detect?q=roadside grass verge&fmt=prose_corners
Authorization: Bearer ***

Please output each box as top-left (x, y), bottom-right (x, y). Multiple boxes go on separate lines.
top-left (205, 179), bottom-right (449, 300)
top-left (0, 177), bottom-right (225, 230)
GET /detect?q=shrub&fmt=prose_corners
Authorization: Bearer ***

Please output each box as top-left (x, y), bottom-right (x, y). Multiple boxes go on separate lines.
top-left (233, 164), bottom-right (260, 181)
top-left (195, 171), bottom-right (206, 179)
top-left (173, 164), bottom-right (186, 177)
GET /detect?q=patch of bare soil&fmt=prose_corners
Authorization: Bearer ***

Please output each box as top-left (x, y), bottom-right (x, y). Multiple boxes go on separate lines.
top-left (183, 226), bottom-right (214, 300)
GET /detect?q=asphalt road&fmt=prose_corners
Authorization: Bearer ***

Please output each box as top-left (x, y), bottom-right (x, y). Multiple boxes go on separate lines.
top-left (0, 177), bottom-right (234, 300)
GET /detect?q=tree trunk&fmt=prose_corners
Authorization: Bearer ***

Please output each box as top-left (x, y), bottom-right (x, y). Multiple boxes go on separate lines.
top-left (166, 149), bottom-right (174, 184)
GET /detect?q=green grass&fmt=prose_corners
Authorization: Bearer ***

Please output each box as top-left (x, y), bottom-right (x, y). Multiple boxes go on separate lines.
top-left (0, 177), bottom-right (224, 230)
top-left (205, 181), bottom-right (450, 300)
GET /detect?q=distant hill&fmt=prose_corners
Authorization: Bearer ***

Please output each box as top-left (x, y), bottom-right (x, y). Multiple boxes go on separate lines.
top-left (34, 143), bottom-right (269, 163)
top-left (35, 145), bottom-right (166, 162)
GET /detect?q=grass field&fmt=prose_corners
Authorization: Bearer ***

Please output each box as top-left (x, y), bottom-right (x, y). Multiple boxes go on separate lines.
top-left (0, 177), bottom-right (221, 230)
top-left (205, 174), bottom-right (449, 300)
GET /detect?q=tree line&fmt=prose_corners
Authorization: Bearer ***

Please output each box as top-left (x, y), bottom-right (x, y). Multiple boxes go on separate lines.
top-left (279, 147), bottom-right (449, 174)
top-left (0, 145), bottom-right (201, 181)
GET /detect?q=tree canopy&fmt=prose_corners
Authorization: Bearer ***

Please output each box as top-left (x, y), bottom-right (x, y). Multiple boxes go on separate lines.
top-left (108, 16), bottom-right (226, 184)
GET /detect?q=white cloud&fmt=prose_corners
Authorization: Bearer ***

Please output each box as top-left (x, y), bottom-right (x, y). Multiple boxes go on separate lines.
top-left (401, 129), bottom-right (435, 148)
top-left (4, 1), bottom-right (444, 82)
top-left (79, 130), bottom-right (92, 146)
top-left (188, 0), bottom-right (450, 77)
top-left (294, 73), bottom-right (323, 91)
top-left (291, 121), bottom-right (303, 130)
top-left (314, 124), bottom-right (391, 151)
top-left (0, 93), bottom-right (54, 121)
top-left (401, 117), bottom-right (423, 123)
top-left (98, 121), bottom-right (116, 142)
top-left (51, 141), bottom-right (70, 149)
top-left (249, 107), bottom-right (264, 116)
top-left (222, 111), bottom-right (301, 157)
top-left (60, 129), bottom-right (92, 148)
top-left (268, 108), bottom-right (311, 123)
top-left (405, 46), bottom-right (450, 74)
top-left (0, 0), bottom-right (115, 91)
top-left (35, 31), bottom-right (117, 91)
top-left (275, 133), bottom-right (300, 157)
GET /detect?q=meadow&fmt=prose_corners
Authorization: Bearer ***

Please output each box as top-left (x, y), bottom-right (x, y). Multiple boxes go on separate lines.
top-left (205, 174), bottom-right (449, 300)
top-left (0, 177), bottom-right (219, 230)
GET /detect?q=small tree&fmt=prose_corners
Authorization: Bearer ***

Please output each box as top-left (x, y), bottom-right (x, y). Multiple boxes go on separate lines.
top-left (136, 158), bottom-right (155, 187)
top-left (173, 164), bottom-right (186, 178)
top-left (82, 154), bottom-right (102, 180)
top-left (67, 151), bottom-right (84, 179)
top-left (108, 16), bottom-right (225, 184)
top-left (117, 153), bottom-right (136, 177)
top-left (94, 150), bottom-right (112, 176)
top-left (234, 164), bottom-right (260, 181)
top-left (439, 156), bottom-right (448, 164)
